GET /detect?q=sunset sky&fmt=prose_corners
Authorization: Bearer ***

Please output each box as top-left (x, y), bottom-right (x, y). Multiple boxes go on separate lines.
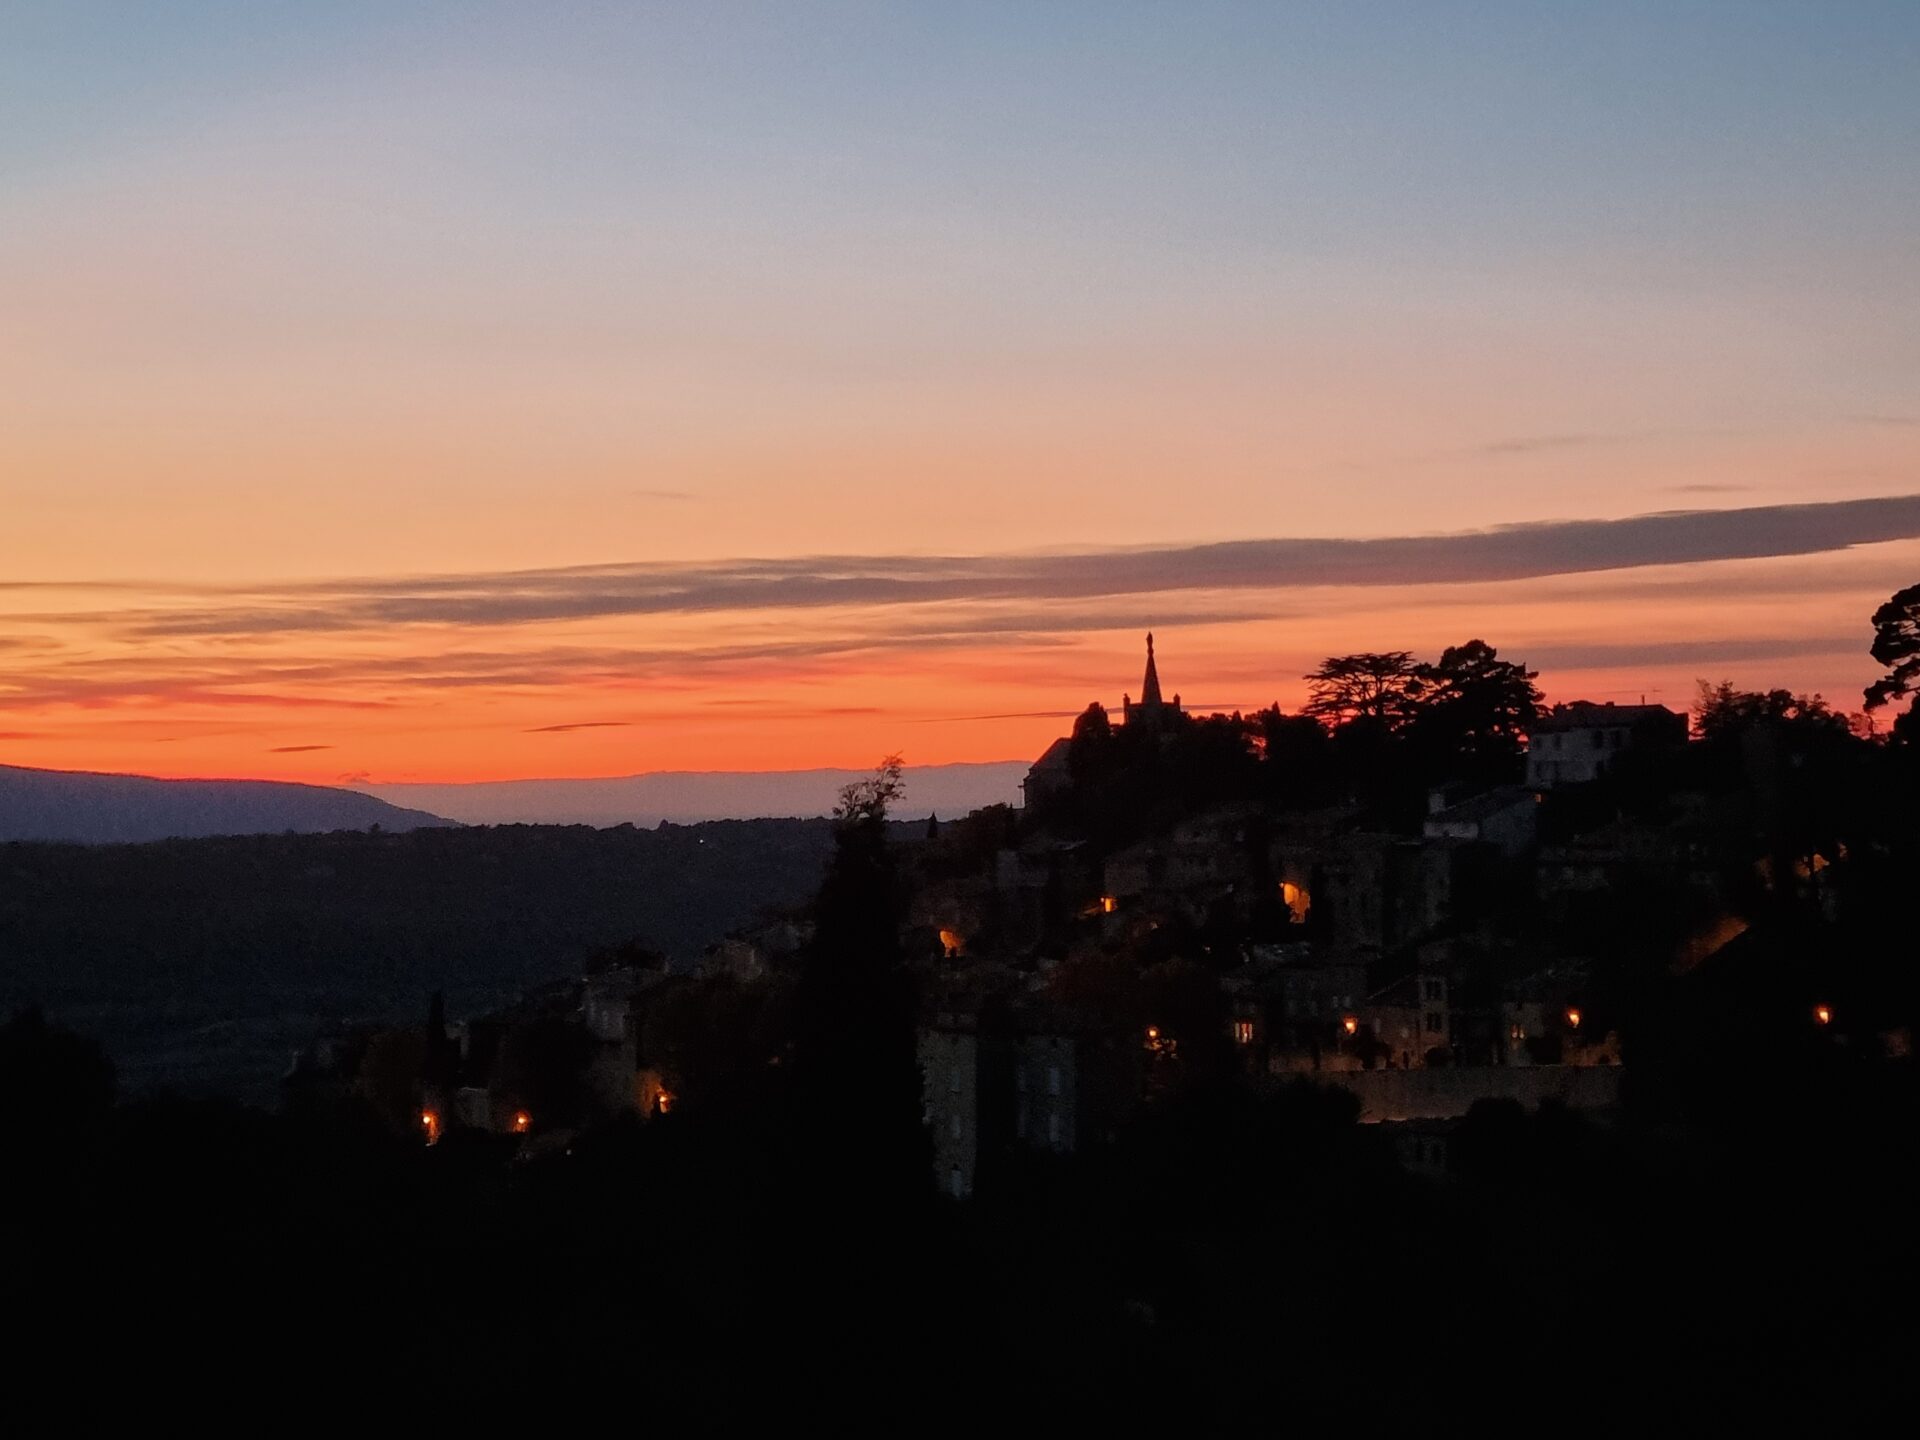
top-left (5, 3), bottom-right (1918, 784)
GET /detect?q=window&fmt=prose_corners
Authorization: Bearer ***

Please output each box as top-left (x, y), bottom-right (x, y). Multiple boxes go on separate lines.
top-left (1047, 1113), bottom-right (1062, 1146)
top-left (949, 1114), bottom-right (962, 1140)
top-left (1047, 1065), bottom-right (1062, 1096)
top-left (1425, 1012), bottom-right (1443, 1033)
top-left (1233, 1019), bottom-right (1255, 1045)
top-left (949, 1166), bottom-right (965, 1199)
top-left (947, 1064), bottom-right (962, 1095)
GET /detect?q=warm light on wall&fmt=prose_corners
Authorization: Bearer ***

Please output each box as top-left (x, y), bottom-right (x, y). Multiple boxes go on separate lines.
top-left (939, 928), bottom-right (965, 957)
top-left (512, 1111), bottom-right (531, 1133)
top-left (1101, 896), bottom-right (1117, 914)
top-left (1341, 1015), bottom-right (1358, 1036)
top-left (1565, 1008), bottom-right (1582, 1030)
top-left (421, 1109), bottom-right (440, 1144)
top-left (1233, 1019), bottom-right (1255, 1045)
top-left (1280, 881), bottom-right (1310, 920)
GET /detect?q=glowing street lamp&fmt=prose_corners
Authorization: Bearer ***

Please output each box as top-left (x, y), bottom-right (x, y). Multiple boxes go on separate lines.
top-left (1814, 1003), bottom-right (1833, 1026)
top-left (1341, 1015), bottom-right (1358, 1037)
top-left (512, 1111), bottom-right (531, 1134)
top-left (1565, 1008), bottom-right (1582, 1031)
top-left (420, 1109), bottom-right (440, 1145)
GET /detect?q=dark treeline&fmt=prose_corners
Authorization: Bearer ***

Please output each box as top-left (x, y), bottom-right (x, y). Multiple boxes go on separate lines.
top-left (0, 818), bottom-right (840, 1102)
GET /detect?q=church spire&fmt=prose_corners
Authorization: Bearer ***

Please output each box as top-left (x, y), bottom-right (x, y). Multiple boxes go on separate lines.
top-left (1140, 632), bottom-right (1164, 708)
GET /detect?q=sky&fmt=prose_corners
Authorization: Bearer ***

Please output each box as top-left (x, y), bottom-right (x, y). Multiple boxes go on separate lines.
top-left (4, 2), bottom-right (1918, 785)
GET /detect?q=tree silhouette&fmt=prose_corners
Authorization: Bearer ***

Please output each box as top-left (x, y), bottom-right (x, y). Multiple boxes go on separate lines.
top-left (1864, 582), bottom-right (1920, 733)
top-left (792, 756), bottom-right (924, 1196)
top-left (1695, 680), bottom-right (1848, 743)
top-left (1410, 639), bottom-right (1542, 781)
top-left (1302, 652), bottom-right (1423, 731)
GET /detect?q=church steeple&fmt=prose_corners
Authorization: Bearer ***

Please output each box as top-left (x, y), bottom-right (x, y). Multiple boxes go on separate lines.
top-left (1140, 632), bottom-right (1164, 709)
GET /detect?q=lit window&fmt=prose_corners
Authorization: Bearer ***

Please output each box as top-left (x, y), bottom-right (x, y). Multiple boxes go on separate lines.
top-left (1233, 1019), bottom-right (1255, 1045)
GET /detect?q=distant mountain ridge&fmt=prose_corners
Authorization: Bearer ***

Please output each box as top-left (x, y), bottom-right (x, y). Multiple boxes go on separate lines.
top-left (0, 764), bottom-right (455, 843)
top-left (366, 761), bottom-right (1030, 827)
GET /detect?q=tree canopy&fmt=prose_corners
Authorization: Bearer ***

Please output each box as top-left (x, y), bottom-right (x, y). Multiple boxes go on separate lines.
top-left (1865, 582), bottom-right (1920, 735)
top-left (1301, 651), bottom-right (1423, 730)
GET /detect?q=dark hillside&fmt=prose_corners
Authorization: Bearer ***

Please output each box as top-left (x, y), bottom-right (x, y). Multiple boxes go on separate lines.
top-left (0, 819), bottom-right (837, 1102)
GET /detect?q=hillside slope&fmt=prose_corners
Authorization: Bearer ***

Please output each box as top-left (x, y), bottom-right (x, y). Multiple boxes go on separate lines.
top-left (367, 760), bottom-right (1028, 826)
top-left (0, 764), bottom-right (455, 843)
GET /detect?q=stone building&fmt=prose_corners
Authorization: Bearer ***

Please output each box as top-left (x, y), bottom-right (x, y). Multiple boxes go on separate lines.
top-left (1526, 701), bottom-right (1686, 788)
top-left (919, 1001), bottom-right (1141, 1198)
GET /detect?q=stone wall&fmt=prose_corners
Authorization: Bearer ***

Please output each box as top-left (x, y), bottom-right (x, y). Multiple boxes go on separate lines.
top-left (1326, 1064), bottom-right (1623, 1122)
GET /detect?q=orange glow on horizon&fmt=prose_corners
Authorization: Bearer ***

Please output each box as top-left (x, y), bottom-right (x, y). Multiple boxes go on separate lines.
top-left (3, 542), bottom-right (1914, 785)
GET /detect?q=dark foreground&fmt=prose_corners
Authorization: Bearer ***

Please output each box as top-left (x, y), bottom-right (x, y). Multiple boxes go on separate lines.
top-left (8, 1015), bottom-right (1913, 1428)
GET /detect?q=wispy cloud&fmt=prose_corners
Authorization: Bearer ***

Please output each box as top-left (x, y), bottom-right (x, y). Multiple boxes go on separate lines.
top-left (22, 494), bottom-right (1920, 644)
top-left (909, 709), bottom-right (1088, 724)
top-left (267, 743), bottom-right (334, 752)
top-left (525, 721), bottom-right (632, 733)
top-left (1521, 634), bottom-right (1865, 671)
top-left (1472, 433), bottom-right (1613, 456)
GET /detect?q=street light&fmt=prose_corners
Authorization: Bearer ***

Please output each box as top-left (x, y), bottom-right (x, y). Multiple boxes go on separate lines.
top-left (1814, 1003), bottom-right (1833, 1026)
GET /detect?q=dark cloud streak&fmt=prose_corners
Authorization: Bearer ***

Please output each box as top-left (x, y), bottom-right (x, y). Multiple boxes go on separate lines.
top-left (37, 494), bottom-right (1920, 642)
